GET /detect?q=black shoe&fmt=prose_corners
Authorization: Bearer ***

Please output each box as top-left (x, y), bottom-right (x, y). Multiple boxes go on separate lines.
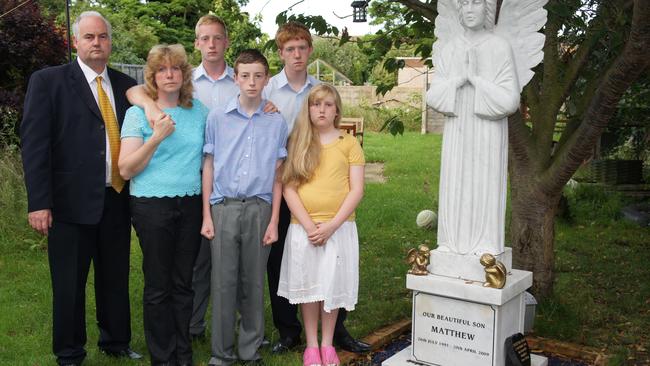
top-left (271, 336), bottom-right (300, 354)
top-left (239, 360), bottom-right (265, 366)
top-left (261, 337), bottom-right (271, 347)
top-left (177, 362), bottom-right (193, 366)
top-left (100, 347), bottom-right (143, 360)
top-left (334, 333), bottom-right (371, 353)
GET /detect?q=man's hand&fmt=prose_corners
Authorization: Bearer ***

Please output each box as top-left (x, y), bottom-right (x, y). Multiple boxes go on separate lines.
top-left (262, 222), bottom-right (278, 246)
top-left (28, 209), bottom-right (52, 236)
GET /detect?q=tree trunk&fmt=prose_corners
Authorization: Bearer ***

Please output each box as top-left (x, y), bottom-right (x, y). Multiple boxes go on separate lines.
top-left (506, 0), bottom-right (650, 299)
top-left (508, 166), bottom-right (560, 299)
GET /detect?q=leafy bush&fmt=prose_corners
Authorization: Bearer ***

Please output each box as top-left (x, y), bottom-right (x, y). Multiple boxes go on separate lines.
top-left (0, 0), bottom-right (67, 93)
top-left (0, 148), bottom-right (30, 243)
top-left (343, 103), bottom-right (421, 133)
top-left (1, 0), bottom-right (67, 148)
top-left (0, 105), bottom-right (20, 149)
top-left (564, 183), bottom-right (627, 225)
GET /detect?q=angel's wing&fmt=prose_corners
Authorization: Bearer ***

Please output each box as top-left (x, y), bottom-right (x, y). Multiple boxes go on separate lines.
top-left (494, 0), bottom-right (548, 91)
top-left (432, 0), bottom-right (463, 56)
top-left (406, 248), bottom-right (417, 264)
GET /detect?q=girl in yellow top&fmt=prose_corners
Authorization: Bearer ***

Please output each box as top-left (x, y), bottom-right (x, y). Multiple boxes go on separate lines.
top-left (278, 84), bottom-right (365, 366)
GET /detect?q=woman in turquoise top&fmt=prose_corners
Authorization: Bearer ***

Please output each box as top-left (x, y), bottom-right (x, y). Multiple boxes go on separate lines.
top-left (118, 44), bottom-right (208, 366)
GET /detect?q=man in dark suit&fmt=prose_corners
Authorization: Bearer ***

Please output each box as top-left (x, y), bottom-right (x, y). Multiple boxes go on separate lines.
top-left (20, 11), bottom-right (142, 366)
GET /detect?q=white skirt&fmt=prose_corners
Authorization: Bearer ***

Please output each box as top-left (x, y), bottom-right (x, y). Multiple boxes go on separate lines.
top-left (277, 221), bottom-right (359, 312)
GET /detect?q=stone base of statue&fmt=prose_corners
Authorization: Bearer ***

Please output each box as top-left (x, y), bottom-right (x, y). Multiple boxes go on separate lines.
top-left (428, 247), bottom-right (513, 282)
top-left (383, 346), bottom-right (548, 366)
top-left (382, 270), bottom-right (548, 366)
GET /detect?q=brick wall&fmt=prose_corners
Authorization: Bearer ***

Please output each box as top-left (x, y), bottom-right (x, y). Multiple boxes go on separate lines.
top-left (336, 85), bottom-right (444, 134)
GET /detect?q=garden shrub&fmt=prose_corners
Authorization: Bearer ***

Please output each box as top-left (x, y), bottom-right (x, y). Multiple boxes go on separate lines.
top-left (0, 106), bottom-right (20, 148)
top-left (564, 183), bottom-right (627, 225)
top-left (343, 103), bottom-right (421, 133)
top-left (0, 148), bottom-right (29, 242)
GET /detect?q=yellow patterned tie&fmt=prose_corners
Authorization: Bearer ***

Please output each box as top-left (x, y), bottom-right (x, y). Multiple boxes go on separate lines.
top-left (96, 76), bottom-right (125, 193)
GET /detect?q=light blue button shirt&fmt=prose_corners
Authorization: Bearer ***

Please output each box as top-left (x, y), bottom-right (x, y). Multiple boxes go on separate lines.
top-left (263, 68), bottom-right (320, 133)
top-left (203, 97), bottom-right (288, 205)
top-left (192, 63), bottom-right (239, 110)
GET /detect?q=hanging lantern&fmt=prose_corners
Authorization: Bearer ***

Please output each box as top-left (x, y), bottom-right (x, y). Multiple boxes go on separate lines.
top-left (351, 1), bottom-right (369, 23)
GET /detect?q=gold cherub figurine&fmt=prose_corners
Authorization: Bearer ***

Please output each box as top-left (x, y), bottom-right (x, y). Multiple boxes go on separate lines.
top-left (407, 244), bottom-right (431, 275)
top-left (480, 253), bottom-right (507, 289)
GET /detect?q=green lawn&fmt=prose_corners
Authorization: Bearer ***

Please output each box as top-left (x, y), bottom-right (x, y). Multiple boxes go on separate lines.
top-left (0, 132), bottom-right (648, 365)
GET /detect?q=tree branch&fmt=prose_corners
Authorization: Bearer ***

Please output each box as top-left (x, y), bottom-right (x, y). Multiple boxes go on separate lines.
top-left (553, 18), bottom-right (605, 113)
top-left (525, 72), bottom-right (541, 119)
top-left (533, 14), bottom-right (561, 157)
top-left (541, 0), bottom-right (650, 196)
top-left (508, 111), bottom-right (534, 171)
top-left (552, 0), bottom-right (635, 114)
top-left (393, 0), bottom-right (437, 22)
top-left (555, 71), bottom-right (605, 150)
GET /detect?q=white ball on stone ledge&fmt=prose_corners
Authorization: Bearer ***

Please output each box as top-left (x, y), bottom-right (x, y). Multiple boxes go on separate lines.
top-left (416, 210), bottom-right (437, 229)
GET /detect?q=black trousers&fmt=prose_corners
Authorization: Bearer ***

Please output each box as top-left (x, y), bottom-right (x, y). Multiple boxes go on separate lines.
top-left (267, 199), bottom-right (349, 340)
top-left (48, 187), bottom-right (132, 365)
top-left (131, 195), bottom-right (202, 364)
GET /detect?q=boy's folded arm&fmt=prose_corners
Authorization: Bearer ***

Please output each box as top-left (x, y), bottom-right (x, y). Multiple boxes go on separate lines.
top-left (126, 84), bottom-right (164, 126)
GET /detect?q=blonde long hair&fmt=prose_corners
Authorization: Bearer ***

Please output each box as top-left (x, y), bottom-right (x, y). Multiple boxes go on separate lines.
top-left (144, 44), bottom-right (194, 108)
top-left (282, 83), bottom-right (342, 186)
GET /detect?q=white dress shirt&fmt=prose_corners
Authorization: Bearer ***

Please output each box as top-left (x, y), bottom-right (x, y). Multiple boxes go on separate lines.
top-left (77, 58), bottom-right (115, 186)
top-left (263, 68), bottom-right (320, 133)
top-left (192, 63), bottom-right (239, 110)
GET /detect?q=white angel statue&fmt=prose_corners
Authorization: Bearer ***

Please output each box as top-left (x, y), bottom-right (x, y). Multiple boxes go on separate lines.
top-left (427, 0), bottom-right (547, 256)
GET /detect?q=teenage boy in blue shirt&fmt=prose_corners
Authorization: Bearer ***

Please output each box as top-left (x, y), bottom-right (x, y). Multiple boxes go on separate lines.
top-left (200, 49), bottom-right (287, 366)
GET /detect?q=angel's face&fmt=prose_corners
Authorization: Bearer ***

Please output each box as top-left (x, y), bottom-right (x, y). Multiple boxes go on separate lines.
top-left (459, 0), bottom-right (486, 31)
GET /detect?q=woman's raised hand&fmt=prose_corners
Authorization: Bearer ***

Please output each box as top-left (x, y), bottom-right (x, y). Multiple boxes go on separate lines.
top-left (152, 113), bottom-right (175, 141)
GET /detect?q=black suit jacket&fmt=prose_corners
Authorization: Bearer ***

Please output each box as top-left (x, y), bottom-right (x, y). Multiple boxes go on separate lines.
top-left (21, 60), bottom-right (137, 225)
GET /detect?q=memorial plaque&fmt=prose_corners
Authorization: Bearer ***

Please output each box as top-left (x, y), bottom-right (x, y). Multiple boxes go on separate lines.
top-left (505, 333), bottom-right (531, 366)
top-left (412, 292), bottom-right (496, 365)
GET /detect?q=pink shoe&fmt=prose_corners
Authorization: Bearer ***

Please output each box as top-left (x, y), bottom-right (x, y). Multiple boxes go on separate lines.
top-left (320, 345), bottom-right (340, 366)
top-left (303, 346), bottom-right (322, 366)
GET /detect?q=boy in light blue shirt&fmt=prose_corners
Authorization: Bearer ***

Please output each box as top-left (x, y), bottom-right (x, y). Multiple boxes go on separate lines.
top-left (200, 49), bottom-right (287, 366)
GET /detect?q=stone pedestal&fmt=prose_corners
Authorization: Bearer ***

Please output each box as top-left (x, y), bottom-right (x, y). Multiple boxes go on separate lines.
top-left (382, 270), bottom-right (547, 366)
top-left (384, 346), bottom-right (548, 366)
top-left (428, 247), bottom-right (513, 282)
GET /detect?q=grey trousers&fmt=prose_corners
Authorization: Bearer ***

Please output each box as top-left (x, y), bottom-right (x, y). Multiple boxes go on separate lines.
top-left (209, 198), bottom-right (271, 366)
